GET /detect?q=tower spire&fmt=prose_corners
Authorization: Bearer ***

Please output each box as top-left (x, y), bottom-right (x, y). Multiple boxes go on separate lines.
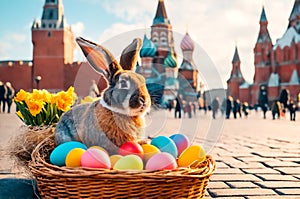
top-left (232, 46), bottom-right (241, 63)
top-left (289, 0), bottom-right (300, 30)
top-left (153, 0), bottom-right (170, 25)
top-left (260, 6), bottom-right (267, 22)
top-left (36, 0), bottom-right (65, 29)
top-left (256, 6), bottom-right (271, 43)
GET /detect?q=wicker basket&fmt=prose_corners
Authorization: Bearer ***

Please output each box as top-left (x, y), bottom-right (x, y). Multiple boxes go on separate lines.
top-left (30, 135), bottom-right (215, 199)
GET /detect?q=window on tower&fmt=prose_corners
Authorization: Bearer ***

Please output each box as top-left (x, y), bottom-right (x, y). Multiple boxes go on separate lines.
top-left (49, 11), bottom-right (53, 19)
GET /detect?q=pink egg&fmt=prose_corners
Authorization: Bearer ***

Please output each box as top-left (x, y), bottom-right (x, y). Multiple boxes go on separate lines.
top-left (169, 134), bottom-right (190, 156)
top-left (145, 152), bottom-right (177, 170)
top-left (81, 148), bottom-right (111, 169)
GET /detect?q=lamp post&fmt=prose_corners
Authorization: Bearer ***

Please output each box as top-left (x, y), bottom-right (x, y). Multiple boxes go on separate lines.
top-left (35, 76), bottom-right (42, 89)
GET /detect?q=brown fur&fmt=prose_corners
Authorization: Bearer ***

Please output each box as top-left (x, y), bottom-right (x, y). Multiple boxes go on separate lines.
top-left (95, 102), bottom-right (144, 147)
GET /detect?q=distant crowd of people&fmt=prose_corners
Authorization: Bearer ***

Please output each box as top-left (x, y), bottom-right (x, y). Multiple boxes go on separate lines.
top-left (0, 81), bottom-right (15, 113)
top-left (166, 93), bottom-right (298, 122)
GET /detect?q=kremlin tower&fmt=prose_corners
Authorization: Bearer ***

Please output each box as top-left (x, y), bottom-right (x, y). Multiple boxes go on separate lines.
top-left (228, 1), bottom-right (300, 105)
top-left (227, 46), bottom-right (245, 100)
top-left (31, 0), bottom-right (76, 91)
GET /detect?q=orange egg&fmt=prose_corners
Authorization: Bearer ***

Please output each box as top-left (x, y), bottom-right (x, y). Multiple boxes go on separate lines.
top-left (65, 148), bottom-right (86, 167)
top-left (177, 145), bottom-right (206, 167)
top-left (141, 144), bottom-right (160, 162)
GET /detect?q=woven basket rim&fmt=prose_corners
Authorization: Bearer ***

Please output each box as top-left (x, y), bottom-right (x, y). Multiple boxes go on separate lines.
top-left (29, 134), bottom-right (216, 179)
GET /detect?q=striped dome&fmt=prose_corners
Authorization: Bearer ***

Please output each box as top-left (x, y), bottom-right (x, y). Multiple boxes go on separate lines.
top-left (164, 51), bottom-right (177, 68)
top-left (140, 34), bottom-right (157, 57)
top-left (180, 32), bottom-right (195, 51)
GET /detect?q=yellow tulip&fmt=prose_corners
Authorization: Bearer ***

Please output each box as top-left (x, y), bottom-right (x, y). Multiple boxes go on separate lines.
top-left (26, 98), bottom-right (44, 117)
top-left (14, 89), bottom-right (29, 102)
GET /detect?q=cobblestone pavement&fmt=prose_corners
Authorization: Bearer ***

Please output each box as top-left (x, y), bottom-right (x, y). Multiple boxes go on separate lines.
top-left (0, 107), bottom-right (300, 198)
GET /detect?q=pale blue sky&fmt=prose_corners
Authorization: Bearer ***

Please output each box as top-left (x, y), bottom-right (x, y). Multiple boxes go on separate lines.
top-left (0, 0), bottom-right (296, 86)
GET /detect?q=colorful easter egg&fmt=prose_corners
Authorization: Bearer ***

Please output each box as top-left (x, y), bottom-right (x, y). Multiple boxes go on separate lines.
top-left (119, 141), bottom-right (144, 159)
top-left (50, 141), bottom-right (87, 166)
top-left (141, 144), bottom-right (160, 162)
top-left (145, 152), bottom-right (177, 170)
top-left (109, 155), bottom-right (123, 168)
top-left (150, 136), bottom-right (178, 158)
top-left (113, 155), bottom-right (143, 170)
top-left (169, 134), bottom-right (190, 156)
top-left (65, 148), bottom-right (86, 167)
top-left (81, 148), bottom-right (111, 169)
top-left (177, 145), bottom-right (206, 167)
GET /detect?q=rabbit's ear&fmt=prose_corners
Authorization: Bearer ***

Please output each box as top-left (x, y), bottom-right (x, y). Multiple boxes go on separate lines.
top-left (76, 37), bottom-right (121, 79)
top-left (119, 38), bottom-right (142, 71)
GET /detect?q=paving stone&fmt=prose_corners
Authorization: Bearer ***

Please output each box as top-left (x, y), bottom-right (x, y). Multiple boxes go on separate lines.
top-left (226, 181), bottom-right (260, 188)
top-left (210, 174), bottom-right (262, 182)
top-left (252, 151), bottom-right (299, 158)
top-left (216, 162), bottom-right (230, 169)
top-left (262, 160), bottom-right (300, 168)
top-left (208, 188), bottom-right (276, 197)
top-left (275, 167), bottom-right (300, 175)
top-left (276, 189), bottom-right (300, 195)
top-left (255, 181), bottom-right (300, 189)
top-left (207, 181), bottom-right (230, 189)
top-left (242, 168), bottom-right (280, 174)
top-left (293, 175), bottom-right (300, 180)
top-left (235, 156), bottom-right (270, 163)
top-left (278, 158), bottom-right (300, 163)
top-left (228, 162), bottom-right (266, 169)
top-left (255, 174), bottom-right (299, 181)
top-left (214, 168), bottom-right (244, 174)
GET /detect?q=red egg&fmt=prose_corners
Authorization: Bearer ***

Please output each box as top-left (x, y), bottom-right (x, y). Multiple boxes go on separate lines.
top-left (119, 141), bottom-right (144, 159)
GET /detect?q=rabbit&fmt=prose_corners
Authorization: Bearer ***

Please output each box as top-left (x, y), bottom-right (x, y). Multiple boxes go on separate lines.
top-left (55, 37), bottom-right (151, 155)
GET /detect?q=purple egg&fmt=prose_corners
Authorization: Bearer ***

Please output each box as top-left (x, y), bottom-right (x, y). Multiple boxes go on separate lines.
top-left (169, 134), bottom-right (190, 156)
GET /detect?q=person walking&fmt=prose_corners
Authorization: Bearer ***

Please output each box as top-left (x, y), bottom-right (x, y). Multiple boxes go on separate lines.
top-left (0, 81), bottom-right (7, 113)
top-left (225, 96), bottom-right (233, 119)
top-left (288, 100), bottom-right (297, 121)
top-left (174, 95), bottom-right (182, 119)
top-left (5, 82), bottom-right (15, 113)
top-left (242, 102), bottom-right (249, 118)
top-left (271, 100), bottom-right (281, 120)
top-left (211, 97), bottom-right (220, 119)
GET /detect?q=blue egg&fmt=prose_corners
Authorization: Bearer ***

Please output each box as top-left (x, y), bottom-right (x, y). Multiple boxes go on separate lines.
top-left (50, 141), bottom-right (87, 166)
top-left (151, 136), bottom-right (178, 158)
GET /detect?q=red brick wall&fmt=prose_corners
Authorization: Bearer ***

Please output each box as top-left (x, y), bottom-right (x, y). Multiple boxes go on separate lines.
top-left (0, 61), bottom-right (32, 92)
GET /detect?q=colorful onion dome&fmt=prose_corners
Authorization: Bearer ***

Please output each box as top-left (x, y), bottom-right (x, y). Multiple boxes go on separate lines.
top-left (140, 34), bottom-right (157, 57)
top-left (164, 51), bottom-right (177, 68)
top-left (180, 32), bottom-right (195, 51)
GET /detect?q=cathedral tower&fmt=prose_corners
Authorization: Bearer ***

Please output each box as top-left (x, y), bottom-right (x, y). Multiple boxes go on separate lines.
top-left (179, 32), bottom-right (199, 101)
top-left (227, 46), bottom-right (245, 100)
top-left (32, 0), bottom-right (76, 90)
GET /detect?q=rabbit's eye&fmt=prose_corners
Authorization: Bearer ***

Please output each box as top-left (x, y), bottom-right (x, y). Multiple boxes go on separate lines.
top-left (120, 80), bottom-right (128, 88)
top-left (118, 75), bottom-right (130, 89)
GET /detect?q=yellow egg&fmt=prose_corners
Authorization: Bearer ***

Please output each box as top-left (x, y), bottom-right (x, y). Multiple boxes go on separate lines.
top-left (65, 148), bottom-right (86, 167)
top-left (113, 155), bottom-right (143, 170)
top-left (90, 146), bottom-right (108, 154)
top-left (110, 155), bottom-right (123, 168)
top-left (177, 145), bottom-right (206, 167)
top-left (141, 144), bottom-right (160, 162)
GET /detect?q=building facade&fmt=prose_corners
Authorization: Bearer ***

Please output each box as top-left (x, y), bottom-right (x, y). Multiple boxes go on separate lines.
top-left (228, 1), bottom-right (300, 105)
top-left (138, 0), bottom-right (200, 104)
top-left (0, 0), bottom-right (200, 101)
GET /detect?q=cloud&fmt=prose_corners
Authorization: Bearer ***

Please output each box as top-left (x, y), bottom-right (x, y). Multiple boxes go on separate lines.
top-left (72, 21), bottom-right (85, 36)
top-left (9, 33), bottom-right (27, 43)
top-left (100, 0), bottom-right (154, 22)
